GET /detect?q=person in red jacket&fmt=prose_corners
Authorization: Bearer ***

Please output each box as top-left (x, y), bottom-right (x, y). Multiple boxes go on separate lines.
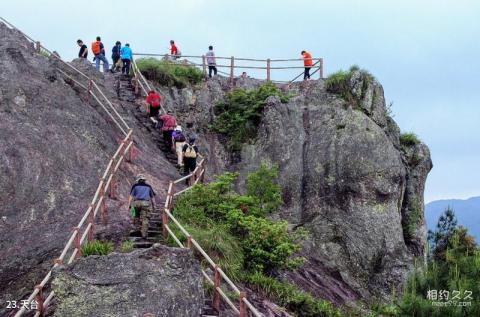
top-left (170, 40), bottom-right (180, 60)
top-left (159, 112), bottom-right (177, 150)
top-left (146, 90), bottom-right (162, 119)
top-left (301, 50), bottom-right (313, 80)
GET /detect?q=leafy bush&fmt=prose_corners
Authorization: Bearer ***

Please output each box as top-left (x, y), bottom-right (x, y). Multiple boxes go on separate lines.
top-left (119, 240), bottom-right (134, 253)
top-left (246, 272), bottom-right (344, 317)
top-left (212, 82), bottom-right (290, 151)
top-left (246, 163), bottom-right (282, 215)
top-left (81, 240), bottom-right (113, 257)
top-left (136, 57), bottom-right (203, 88)
top-left (400, 132), bottom-right (420, 147)
top-left (172, 167), bottom-right (304, 277)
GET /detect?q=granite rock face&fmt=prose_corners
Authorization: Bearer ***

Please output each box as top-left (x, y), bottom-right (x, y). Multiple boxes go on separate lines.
top-left (0, 22), bottom-right (180, 312)
top-left (52, 244), bottom-right (204, 317)
top-left (156, 72), bottom-right (432, 302)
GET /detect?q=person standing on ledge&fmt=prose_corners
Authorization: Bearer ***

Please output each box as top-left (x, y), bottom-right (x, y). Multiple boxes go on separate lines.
top-left (91, 36), bottom-right (109, 72)
top-left (170, 40), bottom-right (181, 60)
top-left (128, 174), bottom-right (155, 239)
top-left (77, 40), bottom-right (88, 59)
top-left (301, 50), bottom-right (313, 80)
top-left (206, 45), bottom-right (217, 78)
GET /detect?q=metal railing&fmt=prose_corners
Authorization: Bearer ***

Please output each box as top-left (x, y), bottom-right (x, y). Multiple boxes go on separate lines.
top-left (161, 160), bottom-right (263, 317)
top-left (133, 52), bottom-right (324, 84)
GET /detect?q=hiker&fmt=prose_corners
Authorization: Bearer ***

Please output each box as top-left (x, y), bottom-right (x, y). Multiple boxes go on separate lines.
top-left (159, 112), bottom-right (177, 150)
top-left (301, 50), bottom-right (313, 80)
top-left (77, 40), bottom-right (88, 58)
top-left (92, 36), bottom-right (109, 72)
top-left (128, 174), bottom-right (156, 239)
top-left (121, 43), bottom-right (133, 75)
top-left (146, 90), bottom-right (162, 121)
top-left (182, 136), bottom-right (199, 177)
top-left (111, 41), bottom-right (121, 72)
top-left (206, 45), bottom-right (217, 78)
top-left (170, 40), bottom-right (181, 60)
top-left (241, 71), bottom-right (248, 79)
top-left (172, 126), bottom-right (186, 167)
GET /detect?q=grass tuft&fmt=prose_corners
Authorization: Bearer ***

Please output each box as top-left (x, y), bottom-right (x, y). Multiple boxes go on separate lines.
top-left (81, 240), bottom-right (113, 257)
top-left (136, 57), bottom-right (203, 88)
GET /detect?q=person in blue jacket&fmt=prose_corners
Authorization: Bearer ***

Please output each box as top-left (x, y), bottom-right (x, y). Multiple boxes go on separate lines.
top-left (120, 43), bottom-right (133, 75)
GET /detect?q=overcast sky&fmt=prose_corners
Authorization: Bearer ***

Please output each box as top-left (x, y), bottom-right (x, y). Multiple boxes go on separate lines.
top-left (1, 0), bottom-right (479, 203)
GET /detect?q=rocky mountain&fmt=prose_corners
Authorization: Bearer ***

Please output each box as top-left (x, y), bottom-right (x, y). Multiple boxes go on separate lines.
top-left (0, 20), bottom-right (432, 316)
top-left (426, 196), bottom-right (480, 242)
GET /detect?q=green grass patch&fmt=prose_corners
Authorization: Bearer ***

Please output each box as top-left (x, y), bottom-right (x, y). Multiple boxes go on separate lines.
top-left (136, 57), bottom-right (203, 88)
top-left (246, 272), bottom-right (345, 317)
top-left (81, 240), bottom-right (113, 257)
top-left (399, 132), bottom-right (420, 147)
top-left (212, 82), bottom-right (290, 152)
top-left (325, 65), bottom-right (374, 108)
top-left (119, 240), bottom-right (134, 253)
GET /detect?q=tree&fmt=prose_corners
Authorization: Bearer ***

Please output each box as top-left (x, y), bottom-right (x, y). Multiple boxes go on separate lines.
top-left (427, 207), bottom-right (457, 260)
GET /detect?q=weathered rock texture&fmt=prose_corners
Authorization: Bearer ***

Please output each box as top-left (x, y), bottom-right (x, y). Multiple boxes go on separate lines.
top-left (153, 73), bottom-right (432, 303)
top-left (52, 244), bottom-right (203, 317)
top-left (0, 22), bottom-right (181, 313)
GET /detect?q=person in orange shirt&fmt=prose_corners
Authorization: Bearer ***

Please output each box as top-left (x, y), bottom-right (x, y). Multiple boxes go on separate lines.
top-left (301, 50), bottom-right (313, 80)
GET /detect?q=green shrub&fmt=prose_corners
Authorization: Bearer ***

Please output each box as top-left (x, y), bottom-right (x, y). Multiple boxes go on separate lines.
top-left (400, 132), bottom-right (420, 147)
top-left (136, 57), bottom-right (203, 88)
top-left (81, 240), bottom-right (114, 257)
top-left (246, 163), bottom-right (282, 215)
top-left (212, 82), bottom-right (290, 152)
top-left (246, 272), bottom-right (344, 317)
top-left (172, 167), bottom-right (304, 276)
top-left (119, 240), bottom-right (134, 253)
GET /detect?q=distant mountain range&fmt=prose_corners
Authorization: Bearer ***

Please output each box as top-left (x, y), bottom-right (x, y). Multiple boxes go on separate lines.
top-left (425, 196), bottom-right (480, 242)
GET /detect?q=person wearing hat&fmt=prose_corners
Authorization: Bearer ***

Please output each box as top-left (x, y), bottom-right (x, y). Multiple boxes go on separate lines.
top-left (172, 125), bottom-right (186, 167)
top-left (182, 135), bottom-right (199, 179)
top-left (128, 174), bottom-right (156, 239)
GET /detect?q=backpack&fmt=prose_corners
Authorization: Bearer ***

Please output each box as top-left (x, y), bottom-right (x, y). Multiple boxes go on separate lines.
top-left (174, 132), bottom-right (186, 142)
top-left (92, 41), bottom-right (102, 55)
top-left (184, 144), bottom-right (197, 158)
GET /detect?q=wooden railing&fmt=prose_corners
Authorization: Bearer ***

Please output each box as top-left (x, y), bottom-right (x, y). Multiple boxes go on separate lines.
top-left (133, 52), bottom-right (324, 84)
top-left (2, 16), bottom-right (265, 317)
top-left (0, 17), bottom-right (136, 317)
top-left (161, 159), bottom-right (263, 317)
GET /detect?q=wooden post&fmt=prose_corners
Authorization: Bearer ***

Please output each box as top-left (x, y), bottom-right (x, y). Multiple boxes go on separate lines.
top-left (239, 292), bottom-right (247, 317)
top-left (320, 58), bottom-right (324, 79)
top-left (187, 235), bottom-right (192, 249)
top-left (202, 55), bottom-right (207, 76)
top-left (88, 204), bottom-right (95, 242)
top-left (267, 58), bottom-right (271, 81)
top-left (87, 79), bottom-right (93, 102)
top-left (162, 209), bottom-right (169, 239)
top-left (54, 258), bottom-right (64, 265)
top-left (109, 158), bottom-right (116, 199)
top-left (35, 41), bottom-right (41, 53)
top-left (213, 266), bottom-right (221, 312)
top-left (230, 56), bottom-right (234, 85)
top-left (100, 178), bottom-right (106, 225)
top-left (73, 227), bottom-right (82, 258)
top-left (34, 285), bottom-right (44, 316)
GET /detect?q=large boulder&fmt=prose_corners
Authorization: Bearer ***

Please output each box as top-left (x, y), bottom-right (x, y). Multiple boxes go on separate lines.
top-left (52, 244), bottom-right (204, 317)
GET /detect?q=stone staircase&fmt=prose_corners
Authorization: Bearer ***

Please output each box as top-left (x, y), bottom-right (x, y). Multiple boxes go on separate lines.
top-left (115, 73), bottom-right (137, 102)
